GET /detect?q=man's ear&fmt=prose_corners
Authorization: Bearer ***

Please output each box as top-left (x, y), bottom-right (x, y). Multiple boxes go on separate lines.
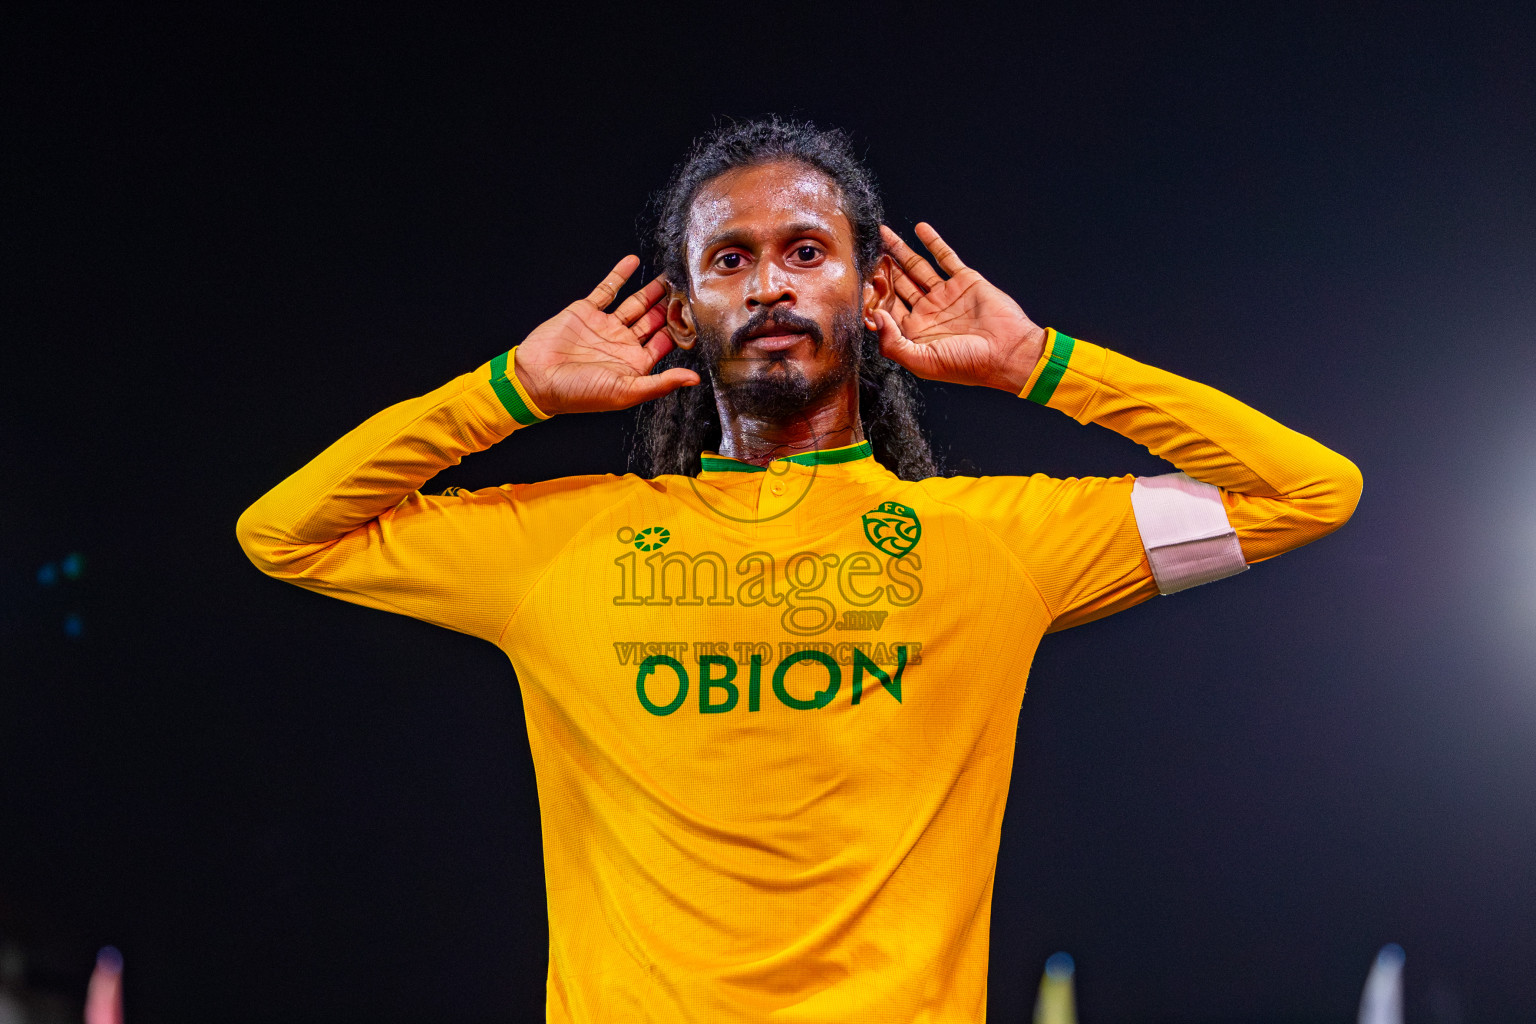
top-left (666, 290), bottom-right (697, 349)
top-left (861, 254), bottom-right (897, 330)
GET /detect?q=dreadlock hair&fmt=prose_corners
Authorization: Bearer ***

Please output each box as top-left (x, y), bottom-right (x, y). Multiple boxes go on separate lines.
top-left (630, 117), bottom-right (941, 482)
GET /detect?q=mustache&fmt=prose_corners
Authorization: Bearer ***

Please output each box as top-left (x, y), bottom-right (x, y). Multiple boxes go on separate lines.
top-left (728, 309), bottom-right (824, 353)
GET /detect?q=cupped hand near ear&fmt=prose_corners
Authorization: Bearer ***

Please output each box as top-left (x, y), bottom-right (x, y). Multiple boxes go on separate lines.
top-left (874, 224), bottom-right (1047, 394)
top-left (512, 256), bottom-right (701, 416)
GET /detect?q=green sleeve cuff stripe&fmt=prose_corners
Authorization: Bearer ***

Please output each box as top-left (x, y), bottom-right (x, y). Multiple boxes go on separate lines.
top-left (1025, 330), bottom-right (1076, 405)
top-left (489, 348), bottom-right (544, 427)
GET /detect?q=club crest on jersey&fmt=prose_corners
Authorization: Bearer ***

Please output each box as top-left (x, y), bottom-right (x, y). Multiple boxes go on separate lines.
top-left (862, 501), bottom-right (921, 558)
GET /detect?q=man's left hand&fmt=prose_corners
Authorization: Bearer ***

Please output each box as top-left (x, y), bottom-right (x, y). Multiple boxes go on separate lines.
top-left (875, 223), bottom-right (1048, 393)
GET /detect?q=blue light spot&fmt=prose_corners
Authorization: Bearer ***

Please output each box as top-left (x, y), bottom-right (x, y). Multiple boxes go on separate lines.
top-left (37, 563), bottom-right (58, 587)
top-left (1045, 951), bottom-right (1075, 978)
top-left (62, 552), bottom-right (84, 580)
top-left (64, 613), bottom-right (83, 638)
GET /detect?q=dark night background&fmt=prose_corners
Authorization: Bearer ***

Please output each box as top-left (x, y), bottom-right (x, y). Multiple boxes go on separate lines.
top-left (4, 3), bottom-right (1534, 1021)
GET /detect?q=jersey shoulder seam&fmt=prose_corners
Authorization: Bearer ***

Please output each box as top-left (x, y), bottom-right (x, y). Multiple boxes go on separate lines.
top-left (494, 475), bottom-right (649, 646)
top-left (1043, 547), bottom-right (1155, 631)
top-left (911, 476), bottom-right (1057, 620)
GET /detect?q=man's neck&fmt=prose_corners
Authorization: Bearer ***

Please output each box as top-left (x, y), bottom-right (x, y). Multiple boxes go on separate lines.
top-left (714, 379), bottom-right (864, 467)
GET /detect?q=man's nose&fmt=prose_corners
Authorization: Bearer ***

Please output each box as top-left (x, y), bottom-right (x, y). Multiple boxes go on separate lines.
top-left (745, 259), bottom-right (795, 309)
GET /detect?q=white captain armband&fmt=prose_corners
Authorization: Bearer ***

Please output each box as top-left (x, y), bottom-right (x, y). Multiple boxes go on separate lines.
top-left (1129, 472), bottom-right (1249, 595)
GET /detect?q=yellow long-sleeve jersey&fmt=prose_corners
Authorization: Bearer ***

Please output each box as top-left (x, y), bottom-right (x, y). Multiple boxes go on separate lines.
top-left (236, 331), bottom-right (1361, 1022)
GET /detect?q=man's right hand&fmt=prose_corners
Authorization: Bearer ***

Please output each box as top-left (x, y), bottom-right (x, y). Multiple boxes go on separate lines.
top-left (512, 255), bottom-right (700, 416)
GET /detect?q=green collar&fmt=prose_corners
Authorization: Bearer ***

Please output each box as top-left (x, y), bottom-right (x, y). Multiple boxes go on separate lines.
top-left (698, 440), bottom-right (874, 474)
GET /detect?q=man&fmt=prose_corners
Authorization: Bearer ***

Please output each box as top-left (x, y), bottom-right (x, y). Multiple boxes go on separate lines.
top-left (237, 119), bottom-right (1361, 1021)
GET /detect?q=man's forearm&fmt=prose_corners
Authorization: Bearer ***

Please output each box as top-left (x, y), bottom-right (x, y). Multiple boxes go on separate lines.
top-left (1020, 329), bottom-right (1363, 563)
top-left (235, 348), bottom-right (546, 577)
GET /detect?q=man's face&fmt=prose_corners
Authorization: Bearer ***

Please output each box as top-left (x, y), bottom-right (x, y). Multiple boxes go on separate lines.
top-left (670, 161), bottom-right (881, 420)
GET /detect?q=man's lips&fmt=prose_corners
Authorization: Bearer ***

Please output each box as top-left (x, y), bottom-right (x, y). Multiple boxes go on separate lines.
top-left (741, 331), bottom-right (809, 352)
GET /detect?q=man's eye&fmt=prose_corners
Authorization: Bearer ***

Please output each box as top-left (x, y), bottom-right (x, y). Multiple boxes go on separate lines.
top-left (794, 245), bottom-right (821, 261)
top-left (717, 253), bottom-right (744, 269)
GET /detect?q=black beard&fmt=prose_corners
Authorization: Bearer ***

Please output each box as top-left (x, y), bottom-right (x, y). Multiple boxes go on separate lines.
top-left (699, 307), bottom-right (864, 422)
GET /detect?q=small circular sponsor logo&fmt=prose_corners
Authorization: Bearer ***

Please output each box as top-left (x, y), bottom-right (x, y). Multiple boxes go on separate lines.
top-left (619, 525), bottom-right (671, 550)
